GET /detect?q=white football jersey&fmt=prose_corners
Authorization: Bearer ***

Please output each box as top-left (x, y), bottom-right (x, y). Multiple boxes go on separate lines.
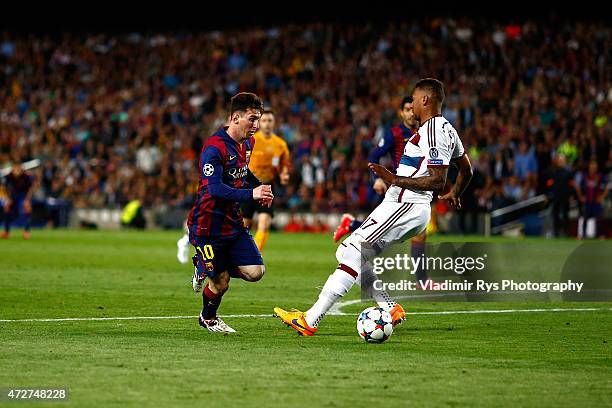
top-left (385, 115), bottom-right (464, 204)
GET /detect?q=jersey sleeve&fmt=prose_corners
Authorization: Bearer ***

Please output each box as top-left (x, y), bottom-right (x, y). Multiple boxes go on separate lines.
top-left (201, 145), bottom-right (252, 202)
top-left (245, 168), bottom-right (262, 188)
top-left (451, 132), bottom-right (465, 159)
top-left (368, 129), bottom-right (394, 163)
top-left (421, 121), bottom-right (452, 168)
top-left (279, 140), bottom-right (291, 171)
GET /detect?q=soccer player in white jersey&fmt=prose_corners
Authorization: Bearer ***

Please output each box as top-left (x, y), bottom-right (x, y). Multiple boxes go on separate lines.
top-left (274, 78), bottom-right (473, 336)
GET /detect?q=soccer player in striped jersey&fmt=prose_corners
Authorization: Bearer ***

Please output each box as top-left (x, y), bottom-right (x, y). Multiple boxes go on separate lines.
top-left (274, 79), bottom-right (473, 336)
top-left (188, 92), bottom-right (274, 333)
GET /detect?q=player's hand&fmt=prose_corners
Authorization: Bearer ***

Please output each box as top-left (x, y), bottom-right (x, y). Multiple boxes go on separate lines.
top-left (368, 163), bottom-right (396, 186)
top-left (373, 178), bottom-right (387, 195)
top-left (438, 191), bottom-right (462, 210)
top-left (258, 197), bottom-right (274, 208)
top-left (23, 200), bottom-right (32, 213)
top-left (280, 171), bottom-right (290, 186)
top-left (253, 185), bottom-right (274, 201)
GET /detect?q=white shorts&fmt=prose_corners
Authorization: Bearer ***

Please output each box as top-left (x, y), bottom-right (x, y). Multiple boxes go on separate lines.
top-left (354, 201), bottom-right (430, 245)
top-left (337, 201), bottom-right (430, 274)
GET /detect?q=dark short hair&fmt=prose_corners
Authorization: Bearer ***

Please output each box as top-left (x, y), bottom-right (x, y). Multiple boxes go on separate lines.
top-left (230, 92), bottom-right (264, 116)
top-left (400, 95), bottom-right (413, 109)
top-left (262, 108), bottom-right (275, 116)
top-left (414, 78), bottom-right (445, 104)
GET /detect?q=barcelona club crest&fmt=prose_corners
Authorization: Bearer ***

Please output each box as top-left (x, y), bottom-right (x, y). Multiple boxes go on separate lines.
top-left (204, 262), bottom-right (214, 272)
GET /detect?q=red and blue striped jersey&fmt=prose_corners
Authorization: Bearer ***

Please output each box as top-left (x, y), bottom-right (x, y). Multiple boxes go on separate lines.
top-left (368, 123), bottom-right (414, 171)
top-left (188, 127), bottom-right (259, 238)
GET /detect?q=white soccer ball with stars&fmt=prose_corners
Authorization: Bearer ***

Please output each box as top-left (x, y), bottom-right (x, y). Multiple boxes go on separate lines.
top-left (356, 306), bottom-right (394, 343)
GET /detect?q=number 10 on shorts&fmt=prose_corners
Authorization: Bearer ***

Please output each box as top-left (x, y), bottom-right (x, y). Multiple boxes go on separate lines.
top-left (197, 245), bottom-right (215, 260)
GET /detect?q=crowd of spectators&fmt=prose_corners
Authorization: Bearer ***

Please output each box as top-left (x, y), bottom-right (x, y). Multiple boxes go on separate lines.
top-left (0, 18), bottom-right (610, 232)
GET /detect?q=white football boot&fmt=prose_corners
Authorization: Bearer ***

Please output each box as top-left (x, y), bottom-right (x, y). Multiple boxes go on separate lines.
top-left (192, 266), bottom-right (204, 292)
top-left (198, 313), bottom-right (236, 333)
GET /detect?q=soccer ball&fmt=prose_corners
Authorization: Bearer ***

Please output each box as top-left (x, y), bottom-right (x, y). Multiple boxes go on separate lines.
top-left (356, 306), bottom-right (394, 343)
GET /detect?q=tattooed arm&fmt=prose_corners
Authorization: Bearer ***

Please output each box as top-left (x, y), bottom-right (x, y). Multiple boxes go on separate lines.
top-left (368, 163), bottom-right (448, 192)
top-left (439, 154), bottom-right (473, 209)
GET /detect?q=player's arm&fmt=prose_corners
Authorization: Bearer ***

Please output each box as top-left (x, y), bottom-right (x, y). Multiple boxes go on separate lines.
top-left (246, 169), bottom-right (275, 207)
top-left (25, 175), bottom-right (34, 200)
top-left (368, 130), bottom-right (395, 193)
top-left (245, 169), bottom-right (262, 188)
top-left (598, 177), bottom-right (610, 203)
top-left (574, 177), bottom-right (585, 203)
top-left (203, 146), bottom-right (272, 202)
top-left (279, 142), bottom-right (291, 185)
top-left (367, 129), bottom-right (394, 164)
top-left (439, 154), bottom-right (473, 209)
top-left (1, 178), bottom-right (10, 209)
top-left (23, 175), bottom-right (34, 212)
top-left (368, 163), bottom-right (448, 192)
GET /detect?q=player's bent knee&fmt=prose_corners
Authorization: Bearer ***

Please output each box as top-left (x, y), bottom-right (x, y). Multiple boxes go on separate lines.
top-left (251, 265), bottom-right (265, 281)
top-left (239, 265), bottom-right (265, 282)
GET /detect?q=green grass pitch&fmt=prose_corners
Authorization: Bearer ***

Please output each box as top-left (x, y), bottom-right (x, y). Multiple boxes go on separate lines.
top-left (1, 230), bottom-right (611, 407)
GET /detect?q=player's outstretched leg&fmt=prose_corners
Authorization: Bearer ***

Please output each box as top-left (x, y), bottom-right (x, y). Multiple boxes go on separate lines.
top-left (276, 227), bottom-right (406, 335)
top-left (278, 201), bottom-right (428, 335)
top-left (273, 307), bottom-right (317, 336)
top-left (274, 253), bottom-right (358, 336)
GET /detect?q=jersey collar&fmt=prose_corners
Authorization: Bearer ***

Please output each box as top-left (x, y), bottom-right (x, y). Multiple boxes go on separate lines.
top-left (399, 123), bottom-right (414, 135)
top-left (419, 114), bottom-right (443, 128)
top-left (220, 126), bottom-right (240, 146)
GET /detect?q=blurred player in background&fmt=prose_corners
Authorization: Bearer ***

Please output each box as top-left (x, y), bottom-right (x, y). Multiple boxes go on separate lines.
top-left (176, 221), bottom-right (191, 264)
top-left (274, 78), bottom-right (472, 336)
top-left (334, 96), bottom-right (434, 286)
top-left (188, 92), bottom-right (273, 333)
top-left (2, 163), bottom-right (34, 240)
top-left (241, 108), bottom-right (290, 251)
top-left (576, 160), bottom-right (609, 239)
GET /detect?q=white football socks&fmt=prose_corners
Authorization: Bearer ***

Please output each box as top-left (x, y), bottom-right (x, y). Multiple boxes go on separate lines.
top-left (305, 268), bottom-right (356, 328)
top-left (304, 262), bottom-right (398, 328)
top-left (358, 263), bottom-right (397, 312)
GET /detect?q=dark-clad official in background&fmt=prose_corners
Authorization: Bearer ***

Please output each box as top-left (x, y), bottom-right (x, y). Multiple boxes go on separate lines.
top-left (547, 154), bottom-right (575, 237)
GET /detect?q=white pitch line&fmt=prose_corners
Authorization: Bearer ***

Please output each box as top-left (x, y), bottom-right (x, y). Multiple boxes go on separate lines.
top-left (0, 308), bottom-right (610, 323)
top-left (404, 307), bottom-right (612, 315)
top-left (0, 314), bottom-right (266, 323)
